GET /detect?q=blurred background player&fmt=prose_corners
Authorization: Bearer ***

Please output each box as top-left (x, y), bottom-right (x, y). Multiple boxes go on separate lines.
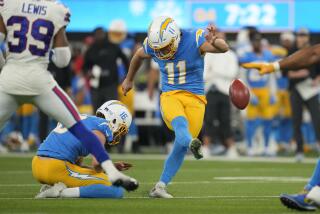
top-left (239, 31), bottom-right (277, 156)
top-left (84, 27), bottom-right (129, 111)
top-left (284, 28), bottom-right (320, 161)
top-left (70, 47), bottom-right (94, 115)
top-left (17, 104), bottom-right (39, 151)
top-left (122, 16), bottom-right (229, 198)
top-left (33, 101), bottom-right (134, 199)
top-left (108, 19), bottom-right (139, 153)
top-left (202, 30), bottom-right (239, 159)
top-left (0, 0), bottom-right (138, 188)
top-left (241, 28), bottom-right (320, 211)
top-left (270, 32), bottom-right (295, 153)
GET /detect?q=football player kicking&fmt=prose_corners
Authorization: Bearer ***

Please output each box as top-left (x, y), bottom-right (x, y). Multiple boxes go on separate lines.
top-left (242, 44), bottom-right (320, 211)
top-left (33, 100), bottom-right (135, 199)
top-left (122, 16), bottom-right (228, 198)
top-left (0, 0), bottom-right (137, 190)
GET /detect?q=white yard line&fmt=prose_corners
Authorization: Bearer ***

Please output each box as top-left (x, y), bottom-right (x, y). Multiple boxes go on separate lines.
top-left (0, 196), bottom-right (279, 200)
top-left (214, 176), bottom-right (309, 182)
top-left (0, 176), bottom-right (308, 188)
top-left (0, 170), bottom-right (30, 174)
top-left (0, 153), bottom-right (318, 164)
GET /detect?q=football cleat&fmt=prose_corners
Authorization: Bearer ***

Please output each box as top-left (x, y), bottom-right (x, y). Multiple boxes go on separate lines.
top-left (113, 177), bottom-right (139, 192)
top-left (280, 193), bottom-right (317, 211)
top-left (149, 182), bottom-right (173, 198)
top-left (189, 138), bottom-right (203, 160)
top-left (307, 186), bottom-right (320, 207)
top-left (39, 184), bottom-right (52, 193)
top-left (35, 182), bottom-right (67, 199)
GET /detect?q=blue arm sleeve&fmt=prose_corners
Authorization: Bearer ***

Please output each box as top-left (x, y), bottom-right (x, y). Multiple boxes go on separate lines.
top-left (69, 121), bottom-right (110, 163)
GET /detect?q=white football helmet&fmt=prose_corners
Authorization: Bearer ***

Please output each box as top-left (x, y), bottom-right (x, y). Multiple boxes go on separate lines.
top-left (147, 16), bottom-right (181, 60)
top-left (96, 100), bottom-right (132, 145)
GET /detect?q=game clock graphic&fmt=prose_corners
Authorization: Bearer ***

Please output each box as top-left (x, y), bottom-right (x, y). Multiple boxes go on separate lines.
top-left (191, 1), bottom-right (292, 31)
top-left (61, 0), bottom-right (320, 32)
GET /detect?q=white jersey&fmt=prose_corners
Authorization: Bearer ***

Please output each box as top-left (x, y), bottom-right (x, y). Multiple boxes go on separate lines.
top-left (0, 0), bottom-right (70, 95)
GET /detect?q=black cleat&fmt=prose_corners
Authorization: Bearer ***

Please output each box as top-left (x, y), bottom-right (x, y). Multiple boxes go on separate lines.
top-left (189, 138), bottom-right (203, 160)
top-left (114, 178), bottom-right (139, 192)
top-left (280, 193), bottom-right (317, 211)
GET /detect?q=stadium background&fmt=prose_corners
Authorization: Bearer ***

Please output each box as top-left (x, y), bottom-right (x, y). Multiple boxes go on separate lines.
top-left (0, 0), bottom-right (320, 158)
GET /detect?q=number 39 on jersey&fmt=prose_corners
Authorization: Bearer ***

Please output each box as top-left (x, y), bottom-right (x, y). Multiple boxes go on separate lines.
top-left (0, 0), bottom-right (70, 62)
top-left (7, 16), bottom-right (54, 56)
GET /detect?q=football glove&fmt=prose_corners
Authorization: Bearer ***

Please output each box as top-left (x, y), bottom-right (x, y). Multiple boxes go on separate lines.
top-left (242, 62), bottom-right (280, 75)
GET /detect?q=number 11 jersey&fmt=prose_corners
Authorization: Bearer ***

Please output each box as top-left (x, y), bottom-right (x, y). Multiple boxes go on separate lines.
top-left (143, 29), bottom-right (206, 95)
top-left (0, 0), bottom-right (70, 95)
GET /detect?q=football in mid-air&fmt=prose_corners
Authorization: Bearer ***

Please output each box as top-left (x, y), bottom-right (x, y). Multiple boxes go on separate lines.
top-left (229, 79), bottom-right (250, 110)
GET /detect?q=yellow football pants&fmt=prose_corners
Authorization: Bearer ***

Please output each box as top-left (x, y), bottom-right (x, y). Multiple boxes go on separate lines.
top-left (276, 90), bottom-right (292, 118)
top-left (246, 88), bottom-right (277, 120)
top-left (160, 90), bottom-right (206, 138)
top-left (32, 156), bottom-right (111, 187)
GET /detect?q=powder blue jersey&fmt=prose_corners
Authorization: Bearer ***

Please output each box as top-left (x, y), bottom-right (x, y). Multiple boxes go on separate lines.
top-left (37, 115), bottom-right (113, 164)
top-left (143, 29), bottom-right (206, 95)
top-left (239, 50), bottom-right (275, 88)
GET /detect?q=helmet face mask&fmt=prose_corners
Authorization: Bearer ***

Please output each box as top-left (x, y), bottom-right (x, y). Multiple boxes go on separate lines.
top-left (111, 124), bottom-right (128, 145)
top-left (153, 38), bottom-right (177, 60)
top-left (96, 100), bottom-right (132, 147)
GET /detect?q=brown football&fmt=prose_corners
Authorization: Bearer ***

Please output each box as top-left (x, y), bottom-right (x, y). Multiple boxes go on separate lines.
top-left (229, 79), bottom-right (250, 110)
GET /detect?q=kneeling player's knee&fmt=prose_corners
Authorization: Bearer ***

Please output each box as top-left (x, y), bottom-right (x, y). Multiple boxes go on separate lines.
top-left (110, 186), bottom-right (124, 199)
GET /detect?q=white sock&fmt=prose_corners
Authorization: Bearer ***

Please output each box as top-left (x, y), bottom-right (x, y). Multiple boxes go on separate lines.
top-left (156, 181), bottom-right (166, 188)
top-left (101, 160), bottom-right (123, 183)
top-left (60, 187), bottom-right (80, 198)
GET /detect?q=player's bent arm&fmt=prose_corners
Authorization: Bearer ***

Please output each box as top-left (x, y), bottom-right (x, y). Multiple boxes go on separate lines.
top-left (91, 130), bottom-right (107, 172)
top-left (200, 40), bottom-right (229, 54)
top-left (126, 47), bottom-right (151, 81)
top-left (279, 44), bottom-right (320, 70)
top-left (122, 47), bottom-right (151, 95)
top-left (51, 27), bottom-right (71, 68)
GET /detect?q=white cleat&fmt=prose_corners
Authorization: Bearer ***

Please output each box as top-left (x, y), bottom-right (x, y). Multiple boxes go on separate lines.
top-left (202, 146), bottom-right (211, 159)
top-left (35, 182), bottom-right (66, 199)
top-left (295, 153), bottom-right (304, 163)
top-left (0, 144), bottom-right (8, 154)
top-left (247, 148), bottom-right (255, 157)
top-left (149, 182), bottom-right (173, 198)
top-left (307, 185), bottom-right (320, 206)
top-left (225, 146), bottom-right (239, 159)
top-left (39, 184), bottom-right (52, 193)
top-left (20, 142), bottom-right (30, 152)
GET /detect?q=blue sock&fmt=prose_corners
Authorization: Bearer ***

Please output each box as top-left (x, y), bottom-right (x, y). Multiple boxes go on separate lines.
top-left (263, 120), bottom-right (272, 148)
top-left (245, 120), bottom-right (259, 148)
top-left (171, 116), bottom-right (192, 147)
top-left (160, 116), bottom-right (191, 184)
top-left (305, 159), bottom-right (320, 191)
top-left (79, 184), bottom-right (124, 198)
top-left (69, 121), bottom-right (109, 163)
top-left (282, 118), bottom-right (292, 144)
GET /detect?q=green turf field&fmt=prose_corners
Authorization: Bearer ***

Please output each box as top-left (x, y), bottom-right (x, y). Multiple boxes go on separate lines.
top-left (0, 154), bottom-right (317, 214)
